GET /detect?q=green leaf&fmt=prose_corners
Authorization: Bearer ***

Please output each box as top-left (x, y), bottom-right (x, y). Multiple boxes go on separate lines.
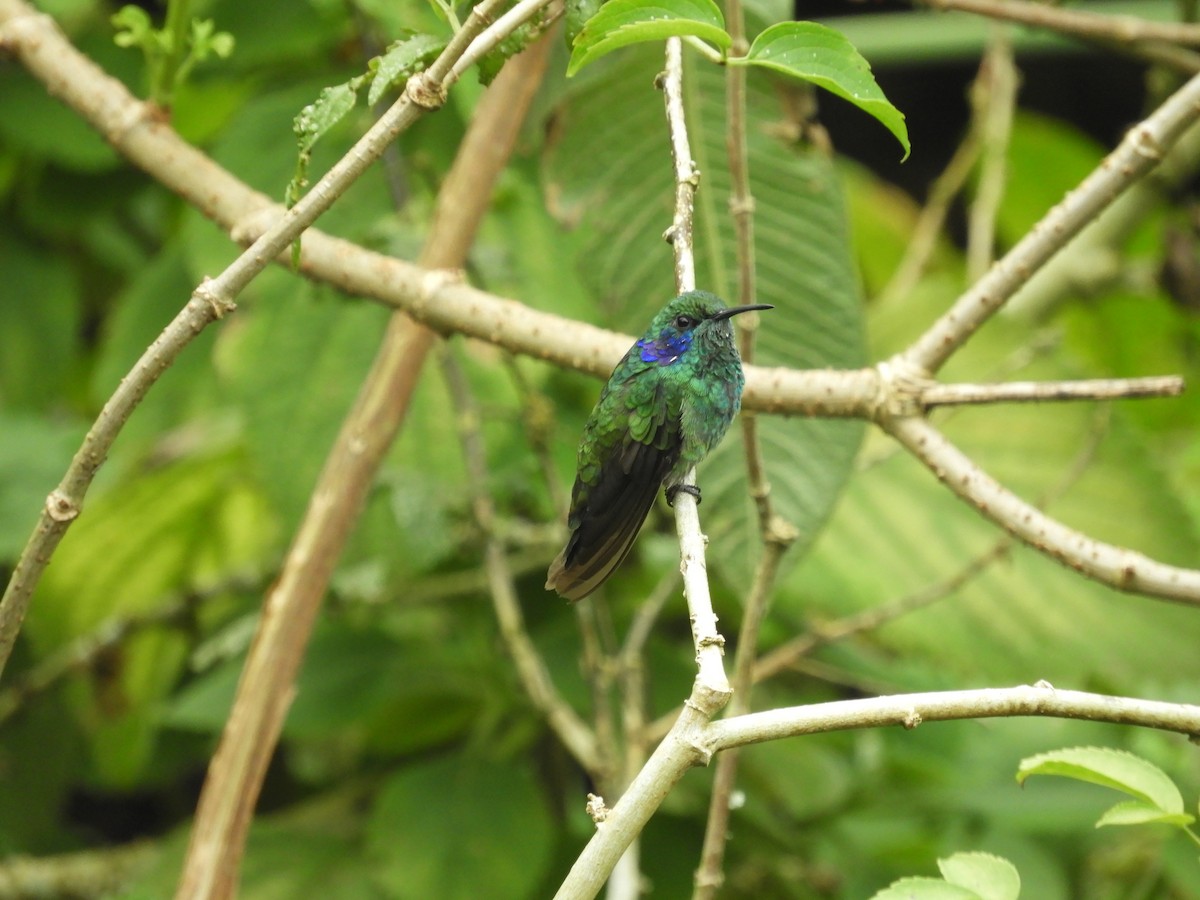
top-left (367, 33), bottom-right (446, 107)
top-left (220, 284), bottom-right (389, 529)
top-left (0, 413), bottom-right (85, 558)
top-left (744, 21), bottom-right (909, 159)
top-left (294, 83), bottom-right (359, 154)
top-left (1017, 746), bottom-right (1186, 815)
top-left (565, 0), bottom-right (604, 46)
top-left (567, 0), bottom-right (731, 76)
top-left (290, 81), bottom-right (361, 205)
top-left (111, 5), bottom-right (156, 51)
top-left (367, 754), bottom-right (554, 899)
top-left (870, 877), bottom-right (981, 899)
top-left (1096, 798), bottom-right (1196, 829)
top-left (938, 852), bottom-right (1021, 900)
top-left (0, 231), bottom-right (80, 408)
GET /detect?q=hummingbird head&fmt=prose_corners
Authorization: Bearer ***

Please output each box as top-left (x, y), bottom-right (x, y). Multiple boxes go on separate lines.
top-left (635, 291), bottom-right (773, 366)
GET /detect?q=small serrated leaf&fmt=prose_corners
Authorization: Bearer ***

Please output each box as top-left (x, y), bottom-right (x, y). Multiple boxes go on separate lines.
top-left (567, 0), bottom-right (731, 76)
top-left (565, 0), bottom-right (604, 46)
top-left (937, 852), bottom-right (1020, 900)
top-left (293, 82), bottom-right (359, 155)
top-left (1017, 746), bottom-right (1185, 816)
top-left (1096, 798), bottom-right (1196, 829)
top-left (744, 21), bottom-right (908, 159)
top-left (367, 34), bottom-right (445, 107)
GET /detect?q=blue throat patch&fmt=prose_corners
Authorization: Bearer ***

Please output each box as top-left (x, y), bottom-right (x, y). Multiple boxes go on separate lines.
top-left (637, 330), bottom-right (692, 366)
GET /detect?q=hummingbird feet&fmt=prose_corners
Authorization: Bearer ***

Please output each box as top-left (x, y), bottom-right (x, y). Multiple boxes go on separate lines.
top-left (665, 484), bottom-right (702, 507)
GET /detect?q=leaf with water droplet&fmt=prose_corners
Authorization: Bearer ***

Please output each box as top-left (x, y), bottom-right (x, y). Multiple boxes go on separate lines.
top-left (367, 34), bottom-right (445, 108)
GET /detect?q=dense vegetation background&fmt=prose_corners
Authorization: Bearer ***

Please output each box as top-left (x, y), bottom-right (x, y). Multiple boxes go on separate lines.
top-left (2, 0), bottom-right (1200, 897)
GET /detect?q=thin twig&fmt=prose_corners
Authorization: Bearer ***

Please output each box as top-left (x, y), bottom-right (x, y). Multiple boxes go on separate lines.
top-left (440, 346), bottom-right (601, 773)
top-left (918, 0), bottom-right (1200, 47)
top-left (966, 27), bottom-right (1017, 283)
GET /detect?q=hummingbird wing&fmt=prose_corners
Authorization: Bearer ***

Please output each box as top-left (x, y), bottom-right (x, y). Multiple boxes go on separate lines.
top-left (546, 378), bottom-right (682, 601)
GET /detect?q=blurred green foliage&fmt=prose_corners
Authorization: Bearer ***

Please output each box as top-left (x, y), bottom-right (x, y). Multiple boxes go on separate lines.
top-left (1, 0), bottom-right (1199, 898)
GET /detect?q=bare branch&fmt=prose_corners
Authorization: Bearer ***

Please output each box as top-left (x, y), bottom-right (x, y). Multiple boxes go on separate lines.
top-left (921, 375), bottom-right (1185, 407)
top-left (657, 37), bottom-right (731, 698)
top-left (882, 415), bottom-right (1200, 605)
top-left (900, 71), bottom-right (1200, 375)
top-left (706, 684), bottom-right (1200, 750)
top-left (917, 0), bottom-right (1200, 47)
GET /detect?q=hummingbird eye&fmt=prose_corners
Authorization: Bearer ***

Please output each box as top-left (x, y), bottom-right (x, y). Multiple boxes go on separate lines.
top-left (673, 314), bottom-right (696, 329)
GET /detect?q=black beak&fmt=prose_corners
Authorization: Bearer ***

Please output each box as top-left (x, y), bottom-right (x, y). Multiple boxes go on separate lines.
top-left (711, 304), bottom-right (774, 321)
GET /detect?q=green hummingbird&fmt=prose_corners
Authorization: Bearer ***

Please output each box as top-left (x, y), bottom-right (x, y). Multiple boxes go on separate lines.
top-left (546, 291), bottom-right (772, 601)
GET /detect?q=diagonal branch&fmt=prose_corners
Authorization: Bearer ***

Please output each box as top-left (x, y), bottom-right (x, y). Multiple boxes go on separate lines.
top-left (882, 414), bottom-right (1200, 605)
top-left (899, 70), bottom-right (1200, 376)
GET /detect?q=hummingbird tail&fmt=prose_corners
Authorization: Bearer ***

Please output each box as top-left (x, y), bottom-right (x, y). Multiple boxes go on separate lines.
top-left (545, 510), bottom-right (647, 601)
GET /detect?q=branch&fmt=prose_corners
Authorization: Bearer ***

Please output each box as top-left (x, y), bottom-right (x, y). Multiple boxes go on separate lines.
top-left (659, 36), bottom-right (730, 700)
top-left (917, 0), bottom-right (1200, 47)
top-left (0, 840), bottom-right (158, 900)
top-left (899, 70), bottom-right (1200, 375)
top-left (705, 684), bottom-right (1200, 751)
top-left (965, 27), bottom-right (1017, 283)
top-left (556, 39), bottom-right (734, 900)
top-left (882, 414), bottom-right (1200, 605)
top-left (921, 375), bottom-right (1185, 407)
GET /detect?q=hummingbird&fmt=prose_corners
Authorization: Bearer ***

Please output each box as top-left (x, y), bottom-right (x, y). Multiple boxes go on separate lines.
top-left (546, 291), bottom-right (772, 601)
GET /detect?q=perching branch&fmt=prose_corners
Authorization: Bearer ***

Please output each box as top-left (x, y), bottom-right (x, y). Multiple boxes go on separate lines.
top-left (658, 37), bottom-right (731, 700)
top-left (555, 38), bottom-right (734, 900)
